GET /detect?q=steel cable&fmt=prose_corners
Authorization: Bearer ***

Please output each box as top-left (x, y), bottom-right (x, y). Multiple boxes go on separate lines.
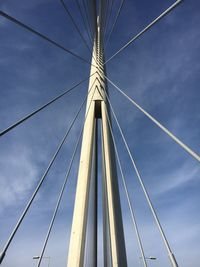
top-left (0, 77), bottom-right (97, 265)
top-left (104, 104), bottom-right (148, 267)
top-left (104, 0), bottom-right (125, 49)
top-left (36, 121), bottom-right (83, 267)
top-left (0, 10), bottom-right (92, 65)
top-left (104, 75), bottom-right (200, 162)
top-left (103, 87), bottom-right (180, 267)
top-left (0, 72), bottom-right (96, 138)
top-left (75, 0), bottom-right (93, 45)
top-left (105, 0), bottom-right (182, 64)
top-left (103, 0), bottom-right (114, 42)
top-left (60, 0), bottom-right (94, 56)
top-left (82, 0), bottom-right (95, 41)
top-left (37, 77), bottom-right (99, 267)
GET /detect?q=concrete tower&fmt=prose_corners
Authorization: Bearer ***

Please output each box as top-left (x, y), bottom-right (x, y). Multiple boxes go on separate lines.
top-left (67, 9), bottom-right (128, 267)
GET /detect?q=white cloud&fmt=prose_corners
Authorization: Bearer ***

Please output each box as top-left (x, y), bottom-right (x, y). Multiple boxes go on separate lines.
top-left (0, 144), bottom-right (38, 212)
top-left (155, 161), bottom-right (200, 195)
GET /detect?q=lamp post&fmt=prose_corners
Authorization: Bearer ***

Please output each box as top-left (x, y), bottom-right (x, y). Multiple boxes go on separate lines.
top-left (33, 256), bottom-right (51, 267)
top-left (139, 256), bottom-right (157, 266)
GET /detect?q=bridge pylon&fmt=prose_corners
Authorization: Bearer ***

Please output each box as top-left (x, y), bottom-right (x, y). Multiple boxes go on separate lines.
top-left (67, 15), bottom-right (128, 267)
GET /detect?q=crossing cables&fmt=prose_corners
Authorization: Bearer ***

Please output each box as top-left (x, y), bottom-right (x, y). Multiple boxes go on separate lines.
top-left (59, 0), bottom-right (94, 57)
top-left (0, 10), bottom-right (92, 66)
top-left (104, 75), bottom-right (200, 163)
top-left (104, 0), bottom-right (183, 64)
top-left (0, 72), bottom-right (96, 138)
top-left (103, 87), bottom-right (180, 267)
top-left (36, 122), bottom-right (83, 267)
top-left (0, 77), bottom-right (97, 265)
top-left (104, 104), bottom-right (148, 267)
top-left (75, 0), bottom-right (93, 45)
top-left (104, 0), bottom-right (125, 49)
top-left (36, 78), bottom-right (99, 267)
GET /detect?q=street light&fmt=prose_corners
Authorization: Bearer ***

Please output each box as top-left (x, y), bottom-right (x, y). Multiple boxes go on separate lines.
top-left (139, 256), bottom-right (157, 260)
top-left (33, 256), bottom-right (51, 267)
top-left (146, 257), bottom-right (157, 260)
top-left (139, 256), bottom-right (157, 266)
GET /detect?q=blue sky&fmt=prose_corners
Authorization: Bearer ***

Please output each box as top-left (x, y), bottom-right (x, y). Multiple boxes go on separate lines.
top-left (0, 0), bottom-right (200, 266)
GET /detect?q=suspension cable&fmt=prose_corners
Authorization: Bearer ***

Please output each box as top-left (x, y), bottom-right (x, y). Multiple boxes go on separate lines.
top-left (0, 78), bottom-right (97, 265)
top-left (102, 0), bottom-right (110, 39)
top-left (103, 0), bottom-right (111, 40)
top-left (36, 76), bottom-right (98, 267)
top-left (60, 0), bottom-right (93, 55)
top-left (37, 124), bottom-right (82, 267)
top-left (104, 75), bottom-right (200, 162)
top-left (104, 0), bottom-right (125, 49)
top-left (103, 0), bottom-right (114, 42)
top-left (90, 0), bottom-right (98, 37)
top-left (104, 104), bottom-right (148, 267)
top-left (0, 10), bottom-right (92, 66)
top-left (103, 88), bottom-right (179, 267)
top-left (85, 0), bottom-right (96, 36)
top-left (104, 0), bottom-right (182, 64)
top-left (99, 0), bottom-right (107, 40)
top-left (0, 72), bottom-right (96, 138)
top-left (82, 0), bottom-right (95, 41)
top-left (94, 83), bottom-right (147, 266)
top-left (75, 0), bottom-right (93, 45)
top-left (60, 0), bottom-right (98, 65)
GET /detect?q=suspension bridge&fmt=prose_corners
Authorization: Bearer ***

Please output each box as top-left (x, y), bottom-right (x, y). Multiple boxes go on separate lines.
top-left (0, 0), bottom-right (199, 266)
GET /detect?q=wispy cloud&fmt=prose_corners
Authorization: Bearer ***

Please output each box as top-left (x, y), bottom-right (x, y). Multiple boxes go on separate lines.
top-left (0, 144), bottom-right (38, 212)
top-left (0, 0), bottom-right (199, 266)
